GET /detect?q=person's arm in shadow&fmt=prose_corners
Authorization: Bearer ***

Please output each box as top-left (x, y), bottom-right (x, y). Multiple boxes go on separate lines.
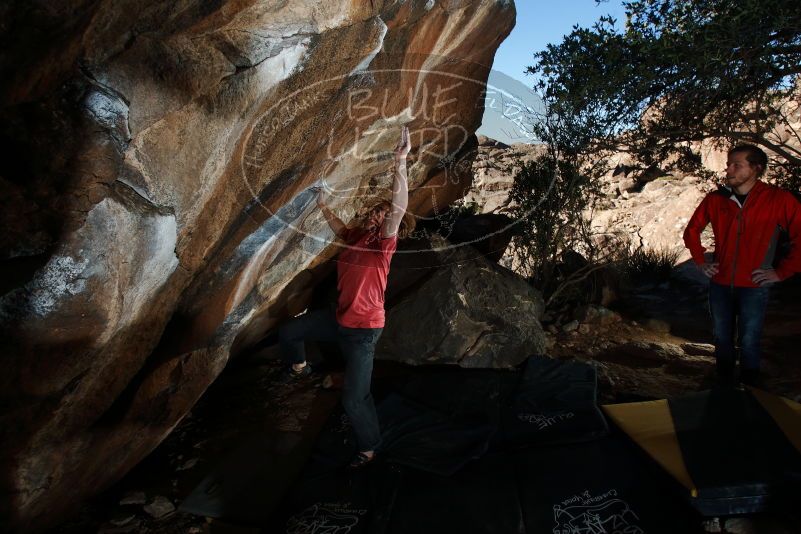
top-left (318, 188), bottom-right (347, 237)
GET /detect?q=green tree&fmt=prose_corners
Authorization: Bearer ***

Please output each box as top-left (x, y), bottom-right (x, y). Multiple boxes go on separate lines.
top-left (508, 152), bottom-right (603, 304)
top-left (529, 0), bottom-right (801, 188)
top-left (507, 104), bottom-right (614, 307)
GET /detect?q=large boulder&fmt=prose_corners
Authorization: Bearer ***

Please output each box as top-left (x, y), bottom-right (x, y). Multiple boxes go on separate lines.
top-left (0, 0), bottom-right (515, 530)
top-left (377, 246), bottom-right (547, 369)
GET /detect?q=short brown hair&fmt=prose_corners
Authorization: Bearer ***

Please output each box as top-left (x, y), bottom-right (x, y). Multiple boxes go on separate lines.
top-left (728, 144), bottom-right (768, 176)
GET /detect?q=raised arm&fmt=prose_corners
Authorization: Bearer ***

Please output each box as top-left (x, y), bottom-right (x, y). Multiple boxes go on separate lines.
top-left (317, 188), bottom-right (346, 237)
top-left (381, 126), bottom-right (410, 238)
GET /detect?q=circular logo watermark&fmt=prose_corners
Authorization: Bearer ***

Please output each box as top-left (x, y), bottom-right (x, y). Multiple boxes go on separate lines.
top-left (236, 54), bottom-right (544, 263)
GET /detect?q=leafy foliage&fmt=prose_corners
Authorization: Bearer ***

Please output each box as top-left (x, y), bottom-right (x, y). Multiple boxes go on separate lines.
top-left (507, 138), bottom-right (614, 307)
top-left (529, 0), bottom-right (801, 186)
top-left (509, 1), bottom-right (801, 307)
top-left (506, 34), bottom-right (617, 307)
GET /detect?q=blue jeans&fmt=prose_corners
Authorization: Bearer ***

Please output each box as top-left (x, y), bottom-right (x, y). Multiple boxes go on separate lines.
top-left (279, 308), bottom-right (383, 452)
top-left (708, 282), bottom-right (770, 375)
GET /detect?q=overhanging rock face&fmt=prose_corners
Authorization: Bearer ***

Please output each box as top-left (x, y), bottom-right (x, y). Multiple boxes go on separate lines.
top-left (0, 0), bottom-right (515, 529)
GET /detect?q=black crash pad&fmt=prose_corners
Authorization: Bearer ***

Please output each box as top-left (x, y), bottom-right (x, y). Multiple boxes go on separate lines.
top-left (669, 387), bottom-right (801, 516)
top-left (387, 453), bottom-right (524, 534)
top-left (269, 460), bottom-right (402, 534)
top-left (377, 392), bottom-right (496, 476)
top-left (498, 356), bottom-right (609, 450)
top-left (516, 436), bottom-right (699, 534)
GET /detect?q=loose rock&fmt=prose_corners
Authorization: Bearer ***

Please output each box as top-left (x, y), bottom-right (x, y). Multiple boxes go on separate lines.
top-left (644, 318), bottom-right (671, 334)
top-left (119, 491), bottom-right (146, 506)
top-left (109, 514), bottom-right (137, 526)
top-left (143, 496), bottom-right (175, 518)
top-left (680, 342), bottom-right (715, 357)
top-left (562, 320), bottom-right (579, 333)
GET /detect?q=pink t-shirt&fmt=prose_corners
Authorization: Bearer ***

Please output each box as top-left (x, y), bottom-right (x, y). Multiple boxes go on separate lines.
top-left (335, 227), bottom-right (397, 328)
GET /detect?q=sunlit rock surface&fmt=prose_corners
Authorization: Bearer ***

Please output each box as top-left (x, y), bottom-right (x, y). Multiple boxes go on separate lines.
top-left (0, 0), bottom-right (515, 529)
top-left (463, 137), bottom-right (715, 262)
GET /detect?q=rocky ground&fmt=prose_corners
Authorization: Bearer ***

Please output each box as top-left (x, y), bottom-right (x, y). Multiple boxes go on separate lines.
top-left (49, 263), bottom-right (801, 534)
top-left (51, 354), bottom-right (322, 534)
top-left (547, 263), bottom-right (801, 404)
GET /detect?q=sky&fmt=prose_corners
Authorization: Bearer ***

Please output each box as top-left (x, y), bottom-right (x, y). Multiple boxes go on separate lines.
top-left (478, 0), bottom-right (628, 143)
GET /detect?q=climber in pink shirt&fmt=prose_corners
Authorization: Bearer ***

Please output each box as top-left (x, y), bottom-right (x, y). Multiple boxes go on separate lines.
top-left (279, 126), bottom-right (415, 468)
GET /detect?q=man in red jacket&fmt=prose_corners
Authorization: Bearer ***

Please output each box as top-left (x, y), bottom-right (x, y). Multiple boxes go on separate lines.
top-left (683, 144), bottom-right (801, 385)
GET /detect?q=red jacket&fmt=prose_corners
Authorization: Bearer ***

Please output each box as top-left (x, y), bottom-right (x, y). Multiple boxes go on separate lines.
top-left (683, 180), bottom-right (801, 287)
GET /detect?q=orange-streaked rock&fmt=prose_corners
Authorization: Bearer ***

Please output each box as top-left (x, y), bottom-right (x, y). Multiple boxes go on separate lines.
top-left (0, 0), bottom-right (515, 530)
